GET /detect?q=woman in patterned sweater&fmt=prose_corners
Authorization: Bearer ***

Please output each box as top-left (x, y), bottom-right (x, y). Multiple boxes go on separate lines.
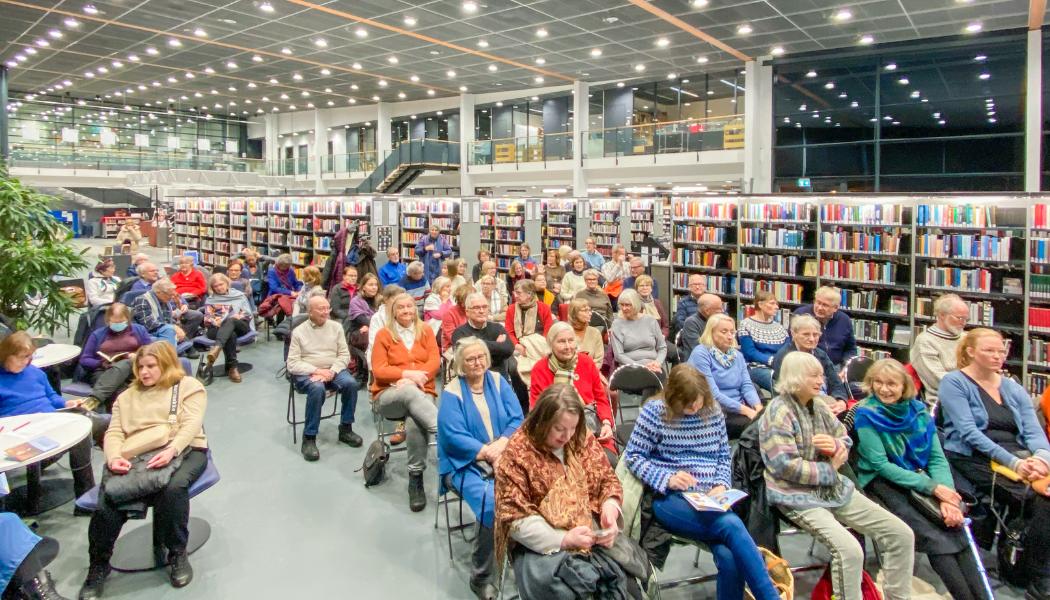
top-left (737, 290), bottom-right (788, 393)
top-left (624, 364), bottom-right (780, 600)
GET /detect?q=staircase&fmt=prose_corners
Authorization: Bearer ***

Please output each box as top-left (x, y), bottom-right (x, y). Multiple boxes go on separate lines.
top-left (355, 139), bottom-right (460, 194)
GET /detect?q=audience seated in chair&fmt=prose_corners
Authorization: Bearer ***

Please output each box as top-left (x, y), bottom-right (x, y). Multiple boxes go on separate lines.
top-left (366, 285), bottom-right (406, 370)
top-left (260, 253), bottom-right (302, 326)
top-left (738, 290), bottom-right (789, 394)
top-left (758, 351), bottom-right (914, 600)
top-left (793, 286), bottom-right (857, 369)
top-left (632, 275), bottom-right (668, 339)
top-left (399, 261), bottom-right (431, 312)
top-left (437, 337), bottom-right (524, 600)
top-left (286, 296), bottom-right (362, 461)
top-left (328, 266), bottom-right (358, 325)
top-left (542, 248), bottom-right (565, 285)
top-left (293, 266), bottom-right (326, 317)
top-left (672, 274), bottom-right (706, 334)
top-left (0, 331), bottom-right (98, 505)
top-left (344, 272), bottom-right (380, 346)
top-left (853, 358), bottom-right (991, 600)
top-left (78, 303), bottom-right (152, 411)
top-left (688, 314), bottom-right (763, 440)
top-left (494, 384), bottom-right (630, 600)
top-left (127, 253), bottom-right (149, 279)
top-left (531, 272), bottom-right (559, 315)
top-left (130, 279), bottom-right (203, 354)
top-left (451, 293), bottom-right (515, 387)
top-left (78, 342), bottom-right (208, 599)
top-left (86, 259), bottom-right (121, 308)
top-left (610, 289), bottom-right (666, 379)
top-left (771, 314), bottom-right (848, 416)
top-left (505, 279), bottom-right (553, 354)
top-left (624, 257), bottom-right (659, 298)
top-left (440, 284), bottom-right (473, 353)
top-left (505, 261), bottom-right (530, 295)
top-left (445, 258), bottom-right (469, 296)
top-left (559, 254), bottom-right (587, 303)
top-left (676, 293), bottom-right (723, 361)
top-left (573, 269), bottom-right (613, 328)
top-left (624, 364), bottom-right (781, 600)
top-left (170, 255), bottom-right (206, 309)
top-left (909, 293), bottom-right (968, 406)
top-left (200, 273), bottom-right (254, 384)
top-left (239, 247), bottom-right (268, 304)
top-left (938, 328), bottom-right (1050, 599)
top-left (475, 275), bottom-right (504, 323)
top-left (424, 276), bottom-right (453, 325)
top-left (567, 298), bottom-right (604, 370)
top-left (371, 293), bottom-right (441, 512)
top-left (129, 262), bottom-right (161, 294)
top-left (379, 247), bottom-right (407, 287)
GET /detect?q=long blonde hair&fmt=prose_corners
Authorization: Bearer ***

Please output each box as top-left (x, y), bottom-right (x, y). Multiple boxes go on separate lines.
top-left (384, 292), bottom-right (427, 344)
top-left (132, 342), bottom-right (185, 390)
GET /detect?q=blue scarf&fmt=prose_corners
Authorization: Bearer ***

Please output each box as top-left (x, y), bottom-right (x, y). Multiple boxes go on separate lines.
top-left (852, 396), bottom-right (934, 472)
top-left (457, 372), bottom-right (511, 444)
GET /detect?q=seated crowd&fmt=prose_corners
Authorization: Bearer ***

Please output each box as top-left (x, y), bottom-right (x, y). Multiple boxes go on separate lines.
top-left (4, 240), bottom-right (1050, 600)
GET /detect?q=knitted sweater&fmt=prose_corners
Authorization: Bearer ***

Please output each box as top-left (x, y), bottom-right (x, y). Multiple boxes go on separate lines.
top-left (0, 366), bottom-right (64, 417)
top-left (687, 345), bottom-right (761, 413)
top-left (738, 317), bottom-right (788, 366)
top-left (286, 318), bottom-right (350, 376)
top-left (909, 326), bottom-right (959, 403)
top-left (624, 399), bottom-right (731, 494)
top-left (370, 325), bottom-right (441, 396)
top-left (170, 269), bottom-right (206, 298)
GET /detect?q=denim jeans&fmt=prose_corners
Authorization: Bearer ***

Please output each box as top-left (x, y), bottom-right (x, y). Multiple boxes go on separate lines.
top-left (749, 366), bottom-right (774, 394)
top-left (150, 324), bottom-right (178, 347)
top-left (653, 493), bottom-right (780, 600)
top-left (293, 370), bottom-right (360, 437)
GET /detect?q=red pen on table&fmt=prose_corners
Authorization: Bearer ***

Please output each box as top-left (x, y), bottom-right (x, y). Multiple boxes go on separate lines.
top-left (12, 421), bottom-right (31, 432)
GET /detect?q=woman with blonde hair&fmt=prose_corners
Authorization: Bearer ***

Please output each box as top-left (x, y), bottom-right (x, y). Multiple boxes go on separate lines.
top-left (423, 276), bottom-right (453, 322)
top-left (688, 313), bottom-right (762, 439)
top-left (559, 254), bottom-right (587, 303)
top-left (633, 274), bottom-right (668, 338)
top-left (79, 342), bottom-right (208, 597)
top-left (201, 273), bottom-right (254, 383)
top-left (567, 298), bottom-right (604, 369)
top-left (293, 265), bottom-right (325, 316)
top-left (446, 258), bottom-right (469, 294)
top-left (625, 364), bottom-right (780, 600)
top-left (371, 292), bottom-right (441, 512)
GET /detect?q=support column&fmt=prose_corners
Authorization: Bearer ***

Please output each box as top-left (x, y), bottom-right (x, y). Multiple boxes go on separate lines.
top-left (1027, 30), bottom-right (1043, 192)
top-left (263, 114), bottom-right (278, 174)
top-left (0, 66), bottom-right (8, 164)
top-left (572, 80), bottom-right (588, 197)
top-left (312, 109), bottom-right (326, 193)
top-left (459, 93), bottom-right (475, 196)
top-left (376, 101), bottom-right (392, 156)
top-left (743, 59), bottom-right (773, 193)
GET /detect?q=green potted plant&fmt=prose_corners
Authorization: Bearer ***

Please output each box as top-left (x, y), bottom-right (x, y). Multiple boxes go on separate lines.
top-left (0, 167), bottom-right (88, 333)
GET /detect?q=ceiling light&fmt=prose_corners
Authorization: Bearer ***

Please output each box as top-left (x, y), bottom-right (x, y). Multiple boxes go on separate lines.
top-left (24, 48), bottom-right (36, 55)
top-left (590, 48), bottom-right (603, 58)
top-left (194, 27), bottom-right (207, 37)
top-left (48, 29), bottom-right (63, 39)
top-left (262, 96), bottom-right (270, 101)
top-left (884, 62), bottom-right (897, 71)
top-left (634, 64), bottom-right (646, 72)
top-left (84, 72), bottom-right (94, 78)
top-left (737, 23), bottom-right (753, 35)
top-left (398, 92), bottom-right (406, 99)
top-left (534, 57), bottom-right (546, 65)
top-left (988, 117), bottom-right (997, 123)
top-left (838, 92), bottom-right (847, 98)
top-left (281, 47), bottom-right (292, 55)
top-left (477, 39), bottom-right (489, 48)
top-left (979, 72), bottom-right (990, 80)
top-left (833, 8), bottom-right (852, 21)
top-left (388, 56), bottom-right (399, 64)
top-left (378, 79), bottom-right (388, 87)
top-left (447, 69), bottom-right (457, 78)
top-left (696, 56), bottom-right (709, 64)
top-left (806, 70), bottom-right (817, 78)
top-left (292, 73), bottom-right (303, 81)
top-left (352, 62), bottom-right (362, 69)
top-left (351, 84), bottom-right (359, 90)
top-left (226, 61), bottom-right (237, 69)
top-left (859, 35), bottom-right (874, 45)
top-left (184, 72), bottom-right (194, 78)
top-left (966, 22), bottom-right (982, 33)
top-left (667, 73), bottom-right (678, 80)
top-left (168, 38), bottom-right (182, 47)
top-left (280, 93), bottom-right (289, 100)
top-left (533, 76), bottom-right (546, 84)
top-left (248, 82), bottom-right (257, 88)
top-left (83, 4), bottom-right (98, 14)
top-left (97, 66), bottom-right (108, 73)
top-left (824, 82), bottom-right (835, 89)
top-left (354, 27), bottom-right (367, 38)
top-left (371, 95), bottom-right (380, 101)
top-left (259, 2), bottom-right (274, 12)
top-left (897, 77), bottom-right (908, 85)
top-left (327, 100), bottom-right (334, 106)
top-left (910, 90), bottom-right (920, 98)
top-left (427, 89), bottom-right (435, 96)
top-left (974, 54), bottom-right (987, 62)
top-left (349, 98), bottom-right (356, 104)
top-left (269, 77), bottom-right (279, 84)
top-left (320, 68), bottom-right (331, 75)
top-left (616, 82), bottom-right (625, 87)
top-left (35, 39), bottom-right (49, 47)
top-left (770, 46), bottom-right (785, 56)
top-left (850, 101), bottom-right (859, 107)
top-left (403, 16), bottom-right (417, 26)
top-left (194, 92), bottom-right (203, 98)
top-left (462, 1), bottom-right (478, 12)
top-left (314, 38), bottom-right (328, 48)
top-left (253, 55), bottom-right (263, 62)
top-left (229, 86), bottom-right (237, 92)
top-left (459, 85), bottom-right (468, 91)
top-left (536, 28), bottom-right (548, 38)
top-left (64, 18), bottom-right (80, 29)
top-left (111, 60), bottom-right (123, 68)
top-left (301, 91), bottom-right (309, 97)
top-left (146, 47), bottom-right (159, 55)
top-left (167, 76), bottom-right (177, 83)
top-left (488, 64), bottom-right (498, 72)
top-left (692, 0), bottom-right (709, 6)
top-left (655, 37), bottom-right (670, 48)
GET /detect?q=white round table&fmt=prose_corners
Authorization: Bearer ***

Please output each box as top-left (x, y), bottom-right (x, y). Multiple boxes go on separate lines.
top-left (0, 412), bottom-right (92, 515)
top-left (31, 344), bottom-right (82, 368)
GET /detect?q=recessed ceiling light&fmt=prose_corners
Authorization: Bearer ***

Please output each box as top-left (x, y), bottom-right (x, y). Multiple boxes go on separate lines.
top-left (974, 54), bottom-right (987, 61)
top-left (259, 2), bottom-right (274, 12)
top-left (48, 29), bottom-right (63, 39)
top-left (410, 74), bottom-right (420, 82)
top-left (884, 62), bottom-right (897, 71)
top-left (462, 1), bottom-right (478, 13)
top-left (427, 89), bottom-right (435, 96)
top-left (770, 46), bottom-right (785, 56)
top-left (253, 55), bottom-right (263, 62)
top-left (447, 69), bottom-right (456, 78)
top-left (301, 91), bottom-right (309, 97)
top-left (184, 72), bottom-right (194, 78)
top-left (146, 47), bottom-right (159, 55)
top-left (859, 34), bottom-right (874, 45)
top-left (193, 27), bottom-right (207, 37)
top-left (281, 47), bottom-right (292, 55)
top-left (388, 56), bottom-right (399, 64)
top-left (824, 81), bottom-right (835, 89)
top-left (226, 61), bottom-right (237, 69)
top-left (850, 101), bottom-right (859, 107)
top-left (737, 23), bottom-right (752, 35)
top-left (459, 85), bottom-right (468, 91)
top-left (83, 4), bottom-right (98, 15)
top-left (168, 38), bottom-right (182, 47)
top-left (910, 90), bottom-right (920, 98)
top-left (833, 8), bottom-right (852, 21)
top-left (24, 48), bottom-right (36, 55)
top-left (634, 64), bottom-right (646, 72)
top-left (398, 92), bottom-right (406, 99)
top-left (979, 72), bottom-right (990, 80)
top-left (667, 72), bottom-right (677, 80)
top-left (378, 79), bottom-right (388, 87)
top-left (248, 82), bottom-right (257, 88)
top-left (536, 28), bottom-right (548, 38)
top-left (806, 70), bottom-right (817, 77)
top-left (696, 56), bottom-right (709, 64)
top-left (535, 76), bottom-right (544, 83)
top-left (314, 38), bottom-right (328, 48)
top-left (280, 93), bottom-right (289, 100)
top-left (616, 82), bottom-right (625, 87)
top-left (965, 22), bottom-right (982, 33)
top-left (269, 77), bottom-right (278, 84)
top-left (167, 76), bottom-right (177, 83)
top-left (97, 66), bottom-right (108, 73)
top-left (292, 73), bottom-right (303, 80)
top-left (354, 27), bottom-right (368, 39)
top-left (403, 16), bottom-right (417, 26)
top-left (84, 71), bottom-right (94, 78)
top-left (351, 84), bottom-right (359, 90)
top-left (488, 64), bottom-right (498, 72)
top-left (898, 77), bottom-right (909, 84)
top-left (204, 66), bottom-right (215, 74)
top-left (349, 98), bottom-right (356, 104)
top-left (692, 0), bottom-right (709, 6)
top-left (36, 39), bottom-right (49, 47)
top-left (988, 117), bottom-right (997, 123)
top-left (352, 62), bottom-right (362, 69)
top-left (655, 37), bottom-right (670, 48)
top-left (534, 57), bottom-right (546, 65)
top-left (371, 95), bottom-right (380, 101)
top-left (477, 39), bottom-right (489, 48)
top-left (111, 60), bottom-right (123, 68)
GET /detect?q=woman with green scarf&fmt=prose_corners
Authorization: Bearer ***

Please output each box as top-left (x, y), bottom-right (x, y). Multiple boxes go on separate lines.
top-left (528, 322), bottom-right (615, 457)
top-left (854, 358), bottom-right (990, 600)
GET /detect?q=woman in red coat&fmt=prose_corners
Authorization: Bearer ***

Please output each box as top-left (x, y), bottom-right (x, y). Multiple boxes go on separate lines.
top-left (529, 321), bottom-right (616, 455)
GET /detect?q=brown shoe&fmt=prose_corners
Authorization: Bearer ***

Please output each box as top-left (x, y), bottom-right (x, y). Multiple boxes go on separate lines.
top-left (206, 346), bottom-right (222, 365)
top-left (389, 421), bottom-right (406, 446)
top-left (228, 367), bottom-right (242, 383)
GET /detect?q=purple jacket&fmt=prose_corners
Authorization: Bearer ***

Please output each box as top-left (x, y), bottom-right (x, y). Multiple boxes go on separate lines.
top-left (79, 324), bottom-right (152, 372)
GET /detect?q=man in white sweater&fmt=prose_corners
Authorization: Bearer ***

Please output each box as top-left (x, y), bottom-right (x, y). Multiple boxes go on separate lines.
top-left (910, 294), bottom-right (968, 405)
top-left (287, 296), bottom-right (361, 461)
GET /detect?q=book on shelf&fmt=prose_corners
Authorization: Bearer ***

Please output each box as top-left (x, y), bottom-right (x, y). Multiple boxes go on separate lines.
top-left (916, 204), bottom-right (995, 228)
top-left (820, 203), bottom-right (903, 225)
top-left (891, 327), bottom-right (911, 346)
top-left (917, 233), bottom-right (1011, 261)
top-left (922, 267), bottom-right (991, 293)
top-left (743, 203), bottom-right (813, 222)
top-left (1003, 277), bottom-right (1023, 295)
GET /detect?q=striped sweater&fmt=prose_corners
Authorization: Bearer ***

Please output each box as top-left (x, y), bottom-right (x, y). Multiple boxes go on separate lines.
top-left (624, 399), bottom-right (731, 494)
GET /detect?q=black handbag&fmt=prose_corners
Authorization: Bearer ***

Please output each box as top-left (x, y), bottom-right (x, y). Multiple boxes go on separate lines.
top-left (358, 439), bottom-right (388, 488)
top-left (907, 469), bottom-right (966, 529)
top-left (990, 469), bottom-right (1032, 587)
top-left (102, 383), bottom-right (184, 505)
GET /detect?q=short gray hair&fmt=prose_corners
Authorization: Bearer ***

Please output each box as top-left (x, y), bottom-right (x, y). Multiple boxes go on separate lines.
top-left (136, 261), bottom-right (155, 276)
top-left (934, 293), bottom-right (965, 316)
top-left (619, 288), bottom-right (642, 312)
top-left (465, 292), bottom-right (488, 309)
top-left (407, 261), bottom-right (424, 276)
top-left (152, 278), bottom-right (175, 294)
top-left (275, 253), bottom-right (293, 268)
top-left (546, 321), bottom-right (576, 348)
top-left (514, 278), bottom-right (536, 294)
top-left (774, 351), bottom-right (825, 396)
top-left (132, 253), bottom-right (149, 264)
top-left (453, 336), bottom-right (491, 376)
top-left (177, 255), bottom-right (194, 265)
top-left (814, 286), bottom-right (840, 304)
top-left (790, 314), bottom-right (821, 334)
top-left (582, 269), bottom-right (600, 280)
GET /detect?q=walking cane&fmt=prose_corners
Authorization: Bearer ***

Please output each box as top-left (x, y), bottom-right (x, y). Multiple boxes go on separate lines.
top-left (962, 517), bottom-right (996, 600)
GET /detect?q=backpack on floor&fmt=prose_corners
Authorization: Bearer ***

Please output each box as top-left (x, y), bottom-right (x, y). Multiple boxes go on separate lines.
top-left (357, 439), bottom-right (388, 487)
top-left (812, 565), bottom-right (882, 600)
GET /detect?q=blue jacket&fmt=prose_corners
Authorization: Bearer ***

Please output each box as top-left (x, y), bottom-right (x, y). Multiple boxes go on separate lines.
top-left (580, 250), bottom-right (605, 270)
top-left (938, 370), bottom-right (1050, 469)
top-left (379, 261), bottom-right (407, 287)
top-left (673, 294), bottom-right (698, 332)
top-left (0, 365), bottom-right (64, 417)
top-left (770, 343), bottom-right (848, 401)
top-left (267, 267), bottom-right (302, 296)
top-left (793, 305), bottom-right (857, 366)
top-left (79, 324), bottom-right (152, 373)
top-left (414, 234), bottom-right (452, 283)
top-left (688, 345), bottom-right (761, 413)
top-left (0, 513), bottom-right (42, 593)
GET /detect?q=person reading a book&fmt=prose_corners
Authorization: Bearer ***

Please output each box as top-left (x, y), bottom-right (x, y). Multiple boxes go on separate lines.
top-left (909, 293), bottom-right (967, 405)
top-left (79, 342), bottom-right (208, 599)
top-left (438, 337), bottom-right (524, 600)
top-left (78, 302), bottom-right (152, 411)
top-left (938, 328), bottom-right (1050, 600)
top-left (771, 315), bottom-right (848, 414)
top-left (201, 274), bottom-right (254, 384)
top-left (687, 314), bottom-right (763, 440)
top-left (624, 364), bottom-right (781, 600)
top-left (494, 384), bottom-right (628, 600)
top-left (759, 351), bottom-right (914, 600)
top-left (0, 331), bottom-right (97, 508)
top-left (853, 358), bottom-right (990, 600)
top-left (793, 286), bottom-right (857, 369)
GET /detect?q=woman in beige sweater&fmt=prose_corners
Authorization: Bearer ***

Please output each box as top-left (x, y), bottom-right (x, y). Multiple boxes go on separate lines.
top-left (80, 342), bottom-right (208, 599)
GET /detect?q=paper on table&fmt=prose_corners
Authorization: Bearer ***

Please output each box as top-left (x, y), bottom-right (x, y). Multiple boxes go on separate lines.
top-left (9, 415), bottom-right (63, 439)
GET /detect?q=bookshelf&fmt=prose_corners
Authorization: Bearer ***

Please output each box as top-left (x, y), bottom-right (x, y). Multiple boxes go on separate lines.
top-left (544, 198), bottom-right (576, 251)
top-left (399, 198), bottom-right (461, 263)
top-left (491, 199), bottom-right (525, 272)
top-left (1028, 203), bottom-right (1050, 396)
top-left (628, 199), bottom-right (658, 247)
top-left (671, 197), bottom-right (739, 315)
top-left (479, 200), bottom-right (495, 257)
top-left (591, 199), bottom-right (622, 258)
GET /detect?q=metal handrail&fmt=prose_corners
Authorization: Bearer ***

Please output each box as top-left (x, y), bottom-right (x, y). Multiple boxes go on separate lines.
top-left (584, 114), bottom-right (744, 135)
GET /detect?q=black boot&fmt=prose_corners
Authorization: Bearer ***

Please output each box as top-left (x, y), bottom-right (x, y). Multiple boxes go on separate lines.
top-left (1027, 577), bottom-right (1050, 600)
top-left (183, 347), bottom-right (199, 359)
top-left (408, 472), bottom-right (426, 512)
top-left (77, 562), bottom-right (110, 600)
top-left (20, 570), bottom-right (68, 600)
top-left (338, 424), bottom-right (363, 447)
top-left (301, 436), bottom-right (319, 462)
top-left (168, 550), bottom-right (193, 588)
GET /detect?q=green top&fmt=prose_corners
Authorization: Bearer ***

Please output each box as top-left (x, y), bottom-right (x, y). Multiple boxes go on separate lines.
top-left (854, 397), bottom-right (954, 495)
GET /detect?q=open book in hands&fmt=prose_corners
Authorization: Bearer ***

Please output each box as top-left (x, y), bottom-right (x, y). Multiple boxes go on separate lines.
top-left (682, 488), bottom-right (748, 512)
top-left (97, 351), bottom-right (130, 364)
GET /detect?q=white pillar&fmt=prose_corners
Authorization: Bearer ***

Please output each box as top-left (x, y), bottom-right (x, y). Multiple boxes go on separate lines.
top-left (264, 115), bottom-right (278, 171)
top-left (743, 59), bottom-right (773, 193)
top-left (312, 109), bottom-right (326, 193)
top-left (1027, 30), bottom-right (1043, 192)
top-left (572, 80), bottom-right (589, 197)
top-left (377, 101), bottom-right (392, 157)
top-left (459, 93), bottom-right (475, 196)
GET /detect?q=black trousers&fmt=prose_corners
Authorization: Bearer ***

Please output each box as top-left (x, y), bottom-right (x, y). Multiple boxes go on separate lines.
top-left (86, 361), bottom-right (134, 410)
top-left (179, 310), bottom-right (204, 339)
top-left (206, 318), bottom-right (251, 368)
top-left (724, 411), bottom-right (752, 440)
top-left (87, 448), bottom-right (208, 564)
top-left (1, 536), bottom-right (59, 599)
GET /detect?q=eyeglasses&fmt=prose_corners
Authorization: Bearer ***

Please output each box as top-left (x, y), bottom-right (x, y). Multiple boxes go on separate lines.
top-left (948, 314), bottom-right (968, 322)
top-left (463, 355), bottom-right (487, 364)
top-left (468, 305), bottom-right (488, 311)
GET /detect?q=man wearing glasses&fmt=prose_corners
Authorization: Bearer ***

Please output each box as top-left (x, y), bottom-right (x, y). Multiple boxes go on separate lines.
top-left (911, 293), bottom-right (970, 405)
top-left (452, 292), bottom-right (516, 382)
top-left (794, 286), bottom-right (857, 369)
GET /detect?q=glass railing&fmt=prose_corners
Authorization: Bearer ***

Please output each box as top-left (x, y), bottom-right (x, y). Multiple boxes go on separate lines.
top-left (9, 144), bottom-right (268, 174)
top-left (582, 115), bottom-right (744, 159)
top-left (356, 139), bottom-right (461, 193)
top-left (320, 151), bottom-right (380, 176)
top-left (469, 132), bottom-right (574, 166)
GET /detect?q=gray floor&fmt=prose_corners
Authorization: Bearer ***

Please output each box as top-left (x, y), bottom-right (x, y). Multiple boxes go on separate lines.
top-left (12, 238), bottom-right (1026, 599)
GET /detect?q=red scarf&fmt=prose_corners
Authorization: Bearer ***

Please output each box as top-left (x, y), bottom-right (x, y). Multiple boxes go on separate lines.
top-left (341, 282), bottom-right (357, 296)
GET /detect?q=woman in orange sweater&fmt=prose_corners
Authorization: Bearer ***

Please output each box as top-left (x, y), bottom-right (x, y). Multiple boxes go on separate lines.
top-left (372, 292), bottom-right (441, 512)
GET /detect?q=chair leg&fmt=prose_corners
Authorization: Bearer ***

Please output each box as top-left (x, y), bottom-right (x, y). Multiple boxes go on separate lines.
top-left (286, 386), bottom-right (298, 445)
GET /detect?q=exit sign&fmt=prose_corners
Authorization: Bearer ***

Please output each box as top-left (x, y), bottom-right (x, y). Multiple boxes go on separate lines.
top-left (797, 177), bottom-right (812, 188)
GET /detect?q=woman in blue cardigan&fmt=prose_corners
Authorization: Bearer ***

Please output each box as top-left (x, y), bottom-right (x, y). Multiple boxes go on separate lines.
top-left (437, 336), bottom-right (523, 600)
top-left (624, 364), bottom-right (780, 600)
top-left (688, 314), bottom-right (762, 439)
top-left (939, 328), bottom-right (1050, 600)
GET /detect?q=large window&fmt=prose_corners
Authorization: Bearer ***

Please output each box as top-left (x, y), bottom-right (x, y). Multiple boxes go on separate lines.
top-left (773, 34), bottom-right (1026, 192)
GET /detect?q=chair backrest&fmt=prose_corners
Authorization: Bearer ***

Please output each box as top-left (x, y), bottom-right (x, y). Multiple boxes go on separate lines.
top-left (558, 302), bottom-right (569, 322)
top-left (844, 355), bottom-right (874, 386)
top-left (590, 311), bottom-right (609, 333)
top-left (609, 363), bottom-right (663, 394)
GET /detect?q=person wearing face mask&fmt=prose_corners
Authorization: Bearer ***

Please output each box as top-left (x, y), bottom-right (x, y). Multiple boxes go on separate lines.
top-left (688, 314), bottom-right (763, 440)
top-left (771, 315), bottom-right (848, 414)
top-left (910, 293), bottom-right (968, 405)
top-left (77, 303), bottom-right (152, 411)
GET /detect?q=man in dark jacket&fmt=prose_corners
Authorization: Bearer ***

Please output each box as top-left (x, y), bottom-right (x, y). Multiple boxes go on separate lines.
top-left (672, 274), bottom-right (706, 334)
top-left (770, 314), bottom-right (848, 414)
top-left (675, 293), bottom-right (724, 359)
top-left (451, 292), bottom-right (515, 378)
top-left (793, 285), bottom-right (857, 368)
